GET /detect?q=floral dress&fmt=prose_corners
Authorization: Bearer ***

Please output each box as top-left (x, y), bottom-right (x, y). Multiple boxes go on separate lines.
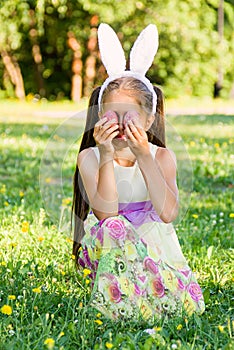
top-left (78, 143), bottom-right (205, 320)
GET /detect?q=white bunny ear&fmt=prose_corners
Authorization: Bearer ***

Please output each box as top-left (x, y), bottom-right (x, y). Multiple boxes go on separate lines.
top-left (130, 24), bottom-right (158, 76)
top-left (98, 23), bottom-right (126, 76)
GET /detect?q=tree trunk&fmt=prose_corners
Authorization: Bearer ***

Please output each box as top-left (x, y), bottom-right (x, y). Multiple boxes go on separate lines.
top-left (84, 16), bottom-right (99, 97)
top-left (67, 32), bottom-right (82, 102)
top-left (1, 50), bottom-right (25, 100)
top-left (29, 9), bottom-right (46, 97)
top-left (214, 0), bottom-right (224, 98)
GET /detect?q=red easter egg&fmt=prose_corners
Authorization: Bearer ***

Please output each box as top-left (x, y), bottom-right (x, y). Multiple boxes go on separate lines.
top-left (102, 110), bottom-right (118, 124)
top-left (123, 110), bottom-right (139, 128)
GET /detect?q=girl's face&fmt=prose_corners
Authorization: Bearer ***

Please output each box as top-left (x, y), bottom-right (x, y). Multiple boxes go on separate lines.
top-left (101, 90), bottom-right (154, 145)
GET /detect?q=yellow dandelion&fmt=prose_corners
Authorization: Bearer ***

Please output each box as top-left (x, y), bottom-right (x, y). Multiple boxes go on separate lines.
top-left (214, 143), bottom-right (220, 148)
top-left (96, 313), bottom-right (101, 318)
top-left (94, 319), bottom-right (103, 325)
top-left (105, 342), bottom-right (113, 349)
top-left (218, 325), bottom-right (224, 333)
top-left (66, 237), bottom-right (73, 243)
top-left (0, 185), bottom-right (6, 194)
top-left (38, 236), bottom-right (44, 242)
top-left (71, 254), bottom-right (76, 260)
top-left (1, 261), bottom-right (6, 266)
top-left (61, 270), bottom-right (65, 276)
top-left (1, 304), bottom-right (12, 315)
top-left (222, 142), bottom-right (227, 147)
top-left (189, 141), bottom-right (196, 147)
top-left (153, 326), bottom-right (162, 332)
top-left (78, 246), bottom-right (83, 252)
top-left (21, 221), bottom-right (29, 233)
top-left (229, 213), bottom-right (234, 218)
top-left (62, 198), bottom-right (71, 206)
top-left (34, 306), bottom-right (38, 310)
top-left (177, 324), bottom-right (183, 330)
top-left (229, 139), bottom-right (233, 144)
top-left (32, 287), bottom-right (41, 294)
top-left (8, 295), bottom-right (16, 300)
top-left (9, 242), bottom-right (17, 248)
top-left (4, 201), bottom-right (9, 206)
top-left (19, 191), bottom-right (24, 197)
top-left (58, 332), bottom-right (65, 338)
top-left (44, 338), bottom-right (55, 349)
top-left (79, 302), bottom-right (83, 308)
top-left (45, 178), bottom-right (52, 183)
top-left (83, 268), bottom-right (91, 278)
top-left (192, 214), bottom-right (199, 219)
top-left (85, 279), bottom-right (90, 285)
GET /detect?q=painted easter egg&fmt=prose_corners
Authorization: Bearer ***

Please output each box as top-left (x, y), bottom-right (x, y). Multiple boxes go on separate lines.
top-left (123, 110), bottom-right (139, 128)
top-left (102, 110), bottom-right (118, 124)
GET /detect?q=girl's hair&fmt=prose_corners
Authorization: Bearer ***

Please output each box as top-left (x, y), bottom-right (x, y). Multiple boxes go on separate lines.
top-left (71, 77), bottom-right (166, 261)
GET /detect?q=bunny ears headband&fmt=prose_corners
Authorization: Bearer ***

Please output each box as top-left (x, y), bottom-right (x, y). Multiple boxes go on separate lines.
top-left (97, 23), bottom-right (159, 113)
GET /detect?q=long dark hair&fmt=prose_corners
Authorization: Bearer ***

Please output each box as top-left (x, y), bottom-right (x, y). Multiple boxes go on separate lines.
top-left (71, 78), bottom-right (166, 261)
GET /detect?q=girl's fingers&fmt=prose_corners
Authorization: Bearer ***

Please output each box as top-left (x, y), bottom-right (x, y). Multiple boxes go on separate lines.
top-left (95, 117), bottom-right (107, 127)
top-left (105, 123), bottom-right (119, 134)
top-left (110, 130), bottom-right (119, 140)
top-left (125, 124), bottom-right (137, 141)
top-left (129, 120), bottom-right (145, 136)
top-left (94, 118), bottom-right (118, 137)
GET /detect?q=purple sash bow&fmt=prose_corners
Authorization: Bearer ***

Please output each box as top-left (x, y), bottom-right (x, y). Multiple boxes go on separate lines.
top-left (118, 200), bottom-right (163, 228)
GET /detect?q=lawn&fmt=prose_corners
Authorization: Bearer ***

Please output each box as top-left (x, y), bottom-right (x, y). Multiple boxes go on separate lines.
top-left (0, 100), bottom-right (233, 349)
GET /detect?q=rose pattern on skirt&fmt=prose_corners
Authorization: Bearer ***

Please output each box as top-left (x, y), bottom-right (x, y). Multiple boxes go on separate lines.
top-left (108, 282), bottom-right (122, 303)
top-left (187, 282), bottom-right (203, 302)
top-left (143, 257), bottom-right (159, 275)
top-left (105, 218), bottom-right (127, 240)
top-left (151, 278), bottom-right (165, 298)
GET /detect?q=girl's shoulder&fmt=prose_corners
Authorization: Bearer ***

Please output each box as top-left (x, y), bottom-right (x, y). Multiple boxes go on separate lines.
top-left (155, 145), bottom-right (177, 168)
top-left (77, 147), bottom-right (99, 167)
top-left (149, 143), bottom-right (176, 161)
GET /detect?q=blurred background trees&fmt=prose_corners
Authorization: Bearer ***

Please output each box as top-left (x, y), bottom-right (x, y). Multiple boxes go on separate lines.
top-left (0, 0), bottom-right (233, 101)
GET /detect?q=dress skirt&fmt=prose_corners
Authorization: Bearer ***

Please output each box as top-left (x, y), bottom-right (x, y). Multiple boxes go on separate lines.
top-left (78, 203), bottom-right (205, 321)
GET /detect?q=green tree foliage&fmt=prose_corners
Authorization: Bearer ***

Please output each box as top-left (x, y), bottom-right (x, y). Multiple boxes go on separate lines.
top-left (0, 0), bottom-right (233, 99)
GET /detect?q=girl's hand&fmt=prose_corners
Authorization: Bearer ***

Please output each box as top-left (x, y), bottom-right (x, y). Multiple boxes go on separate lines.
top-left (93, 117), bottom-right (119, 156)
top-left (124, 119), bottom-right (150, 157)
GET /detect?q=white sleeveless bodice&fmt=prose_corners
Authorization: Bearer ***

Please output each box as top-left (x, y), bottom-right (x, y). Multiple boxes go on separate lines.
top-left (91, 143), bottom-right (158, 203)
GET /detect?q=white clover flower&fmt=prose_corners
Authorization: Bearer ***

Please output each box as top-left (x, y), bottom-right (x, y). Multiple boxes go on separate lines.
top-left (143, 328), bottom-right (156, 335)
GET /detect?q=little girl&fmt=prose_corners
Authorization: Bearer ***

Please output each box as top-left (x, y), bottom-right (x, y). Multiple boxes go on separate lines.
top-left (72, 23), bottom-right (205, 320)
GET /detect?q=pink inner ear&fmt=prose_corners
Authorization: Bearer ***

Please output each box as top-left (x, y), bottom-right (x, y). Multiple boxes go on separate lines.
top-left (123, 111), bottom-right (139, 127)
top-left (102, 110), bottom-right (118, 124)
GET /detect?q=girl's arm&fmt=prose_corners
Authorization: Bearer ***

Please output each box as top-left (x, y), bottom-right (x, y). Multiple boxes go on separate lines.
top-left (77, 118), bottom-right (119, 221)
top-left (78, 149), bottom-right (118, 220)
top-left (125, 121), bottom-right (179, 223)
top-left (137, 148), bottom-right (179, 223)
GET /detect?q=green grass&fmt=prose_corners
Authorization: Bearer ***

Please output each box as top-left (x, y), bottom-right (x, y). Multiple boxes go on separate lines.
top-left (0, 100), bottom-right (233, 349)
